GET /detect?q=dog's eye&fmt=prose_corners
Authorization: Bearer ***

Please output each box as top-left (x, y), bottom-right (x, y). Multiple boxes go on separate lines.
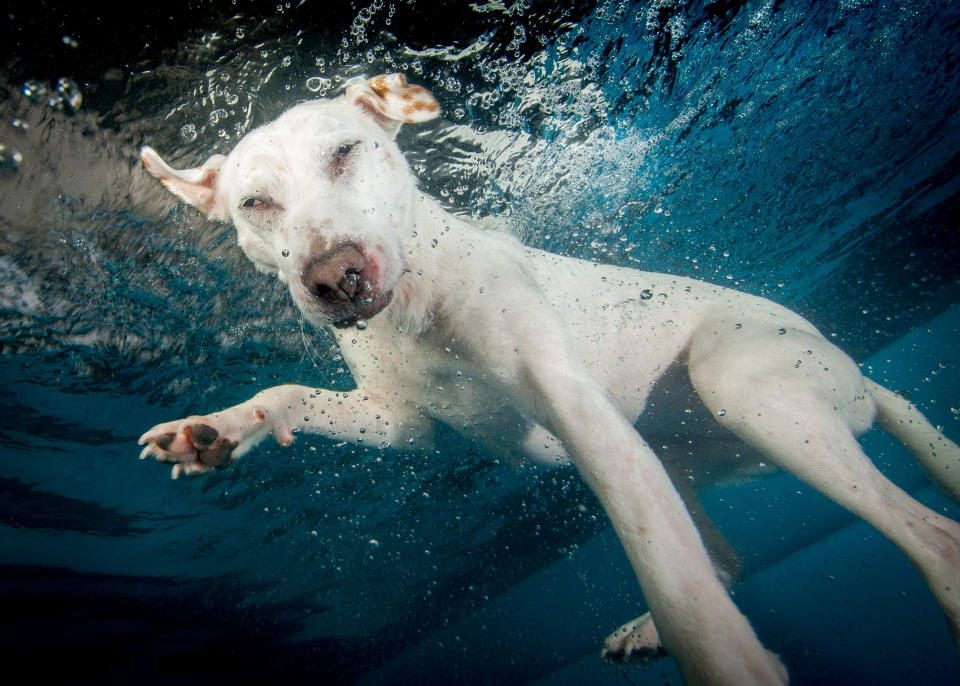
top-left (241, 197), bottom-right (266, 209)
top-left (336, 142), bottom-right (357, 157)
top-left (333, 141), bottom-right (359, 177)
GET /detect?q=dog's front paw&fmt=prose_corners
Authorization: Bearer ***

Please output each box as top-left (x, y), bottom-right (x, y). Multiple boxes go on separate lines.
top-left (602, 612), bottom-right (667, 663)
top-left (138, 406), bottom-right (274, 478)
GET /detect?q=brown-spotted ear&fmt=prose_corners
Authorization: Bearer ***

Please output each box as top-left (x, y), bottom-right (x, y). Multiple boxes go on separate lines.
top-left (345, 74), bottom-right (441, 135)
top-left (140, 146), bottom-right (229, 221)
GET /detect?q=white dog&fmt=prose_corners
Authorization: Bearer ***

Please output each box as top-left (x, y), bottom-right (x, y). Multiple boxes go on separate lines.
top-left (138, 74), bottom-right (960, 685)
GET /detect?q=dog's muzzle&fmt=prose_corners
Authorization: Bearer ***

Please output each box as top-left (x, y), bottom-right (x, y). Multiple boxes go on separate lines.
top-left (300, 243), bottom-right (393, 327)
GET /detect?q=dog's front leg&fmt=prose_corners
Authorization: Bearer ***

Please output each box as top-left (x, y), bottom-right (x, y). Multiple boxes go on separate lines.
top-left (529, 369), bottom-right (787, 686)
top-left (139, 385), bottom-right (426, 478)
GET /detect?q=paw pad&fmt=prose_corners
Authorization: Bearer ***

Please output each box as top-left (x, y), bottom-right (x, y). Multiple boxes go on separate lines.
top-left (186, 423), bottom-right (219, 448)
top-left (154, 432), bottom-right (177, 450)
top-left (184, 424), bottom-right (237, 467)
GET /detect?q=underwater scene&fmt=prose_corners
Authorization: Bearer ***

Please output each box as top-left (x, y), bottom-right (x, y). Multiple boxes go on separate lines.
top-left (2, 1), bottom-right (959, 684)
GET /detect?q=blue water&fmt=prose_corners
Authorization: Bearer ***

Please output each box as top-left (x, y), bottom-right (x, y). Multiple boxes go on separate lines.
top-left (1, 1), bottom-right (959, 684)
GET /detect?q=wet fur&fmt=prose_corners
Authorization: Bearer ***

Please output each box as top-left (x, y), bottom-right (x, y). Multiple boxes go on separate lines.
top-left (137, 74), bottom-right (960, 686)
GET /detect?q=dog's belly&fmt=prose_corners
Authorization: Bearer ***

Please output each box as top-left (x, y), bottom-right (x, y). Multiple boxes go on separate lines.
top-left (636, 362), bottom-right (775, 485)
top-left (420, 353), bottom-right (772, 482)
top-left (522, 247), bottom-right (820, 419)
top-left (522, 248), bottom-right (707, 415)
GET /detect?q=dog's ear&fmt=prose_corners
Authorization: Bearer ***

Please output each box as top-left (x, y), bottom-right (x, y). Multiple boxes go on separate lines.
top-left (345, 74), bottom-right (440, 135)
top-left (140, 146), bottom-right (229, 221)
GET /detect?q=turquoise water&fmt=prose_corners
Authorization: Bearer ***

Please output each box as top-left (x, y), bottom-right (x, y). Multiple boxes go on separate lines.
top-left (1, 1), bottom-right (959, 684)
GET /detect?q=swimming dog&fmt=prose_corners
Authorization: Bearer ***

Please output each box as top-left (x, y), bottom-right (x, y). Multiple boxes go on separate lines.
top-left (138, 74), bottom-right (960, 685)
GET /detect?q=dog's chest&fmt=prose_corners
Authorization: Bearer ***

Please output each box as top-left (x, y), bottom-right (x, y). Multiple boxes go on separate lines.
top-left (339, 326), bottom-right (518, 433)
top-left (413, 351), bottom-right (539, 455)
top-left (403, 340), bottom-right (515, 432)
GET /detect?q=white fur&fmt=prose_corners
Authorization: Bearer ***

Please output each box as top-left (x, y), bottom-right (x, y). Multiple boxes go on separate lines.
top-left (139, 75), bottom-right (960, 686)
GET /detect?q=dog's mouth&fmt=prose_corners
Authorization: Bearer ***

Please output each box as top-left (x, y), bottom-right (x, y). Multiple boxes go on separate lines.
top-left (299, 243), bottom-right (394, 327)
top-left (329, 286), bottom-right (394, 328)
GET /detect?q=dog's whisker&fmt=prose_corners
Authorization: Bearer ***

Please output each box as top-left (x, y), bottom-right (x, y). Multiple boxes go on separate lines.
top-left (298, 314), bottom-right (328, 375)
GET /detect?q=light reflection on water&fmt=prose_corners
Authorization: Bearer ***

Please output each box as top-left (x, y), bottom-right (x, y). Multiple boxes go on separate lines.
top-left (3, 1), bottom-right (957, 367)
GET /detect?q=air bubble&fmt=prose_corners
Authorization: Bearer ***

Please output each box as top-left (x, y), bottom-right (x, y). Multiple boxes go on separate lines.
top-left (179, 123), bottom-right (198, 142)
top-left (0, 144), bottom-right (23, 170)
top-left (22, 80), bottom-right (47, 102)
top-left (51, 78), bottom-right (82, 113)
top-left (355, 319), bottom-right (368, 330)
top-left (640, 289), bottom-right (653, 299)
top-left (281, 249), bottom-right (290, 257)
top-left (306, 76), bottom-right (332, 94)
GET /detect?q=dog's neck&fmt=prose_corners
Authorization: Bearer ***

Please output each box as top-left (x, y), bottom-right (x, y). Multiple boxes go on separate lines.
top-left (329, 190), bottom-right (528, 391)
top-left (373, 191), bottom-right (477, 338)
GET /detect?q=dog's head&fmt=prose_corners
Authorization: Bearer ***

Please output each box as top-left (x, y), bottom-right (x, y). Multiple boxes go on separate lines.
top-left (141, 74), bottom-right (440, 328)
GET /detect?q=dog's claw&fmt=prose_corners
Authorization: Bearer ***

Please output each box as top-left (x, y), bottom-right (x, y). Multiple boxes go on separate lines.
top-left (602, 612), bottom-right (667, 664)
top-left (171, 461), bottom-right (214, 479)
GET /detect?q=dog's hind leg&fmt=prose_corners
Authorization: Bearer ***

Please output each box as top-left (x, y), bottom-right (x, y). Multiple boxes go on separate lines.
top-left (867, 378), bottom-right (960, 503)
top-left (687, 325), bottom-right (960, 656)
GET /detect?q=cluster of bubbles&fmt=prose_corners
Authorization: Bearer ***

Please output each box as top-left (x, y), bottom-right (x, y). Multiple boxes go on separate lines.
top-left (141, 0), bottom-right (606, 173)
top-left (22, 76), bottom-right (83, 113)
top-left (348, 0), bottom-right (388, 44)
top-left (16, 0), bottom-right (942, 364)
top-left (2, 76), bottom-right (84, 172)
